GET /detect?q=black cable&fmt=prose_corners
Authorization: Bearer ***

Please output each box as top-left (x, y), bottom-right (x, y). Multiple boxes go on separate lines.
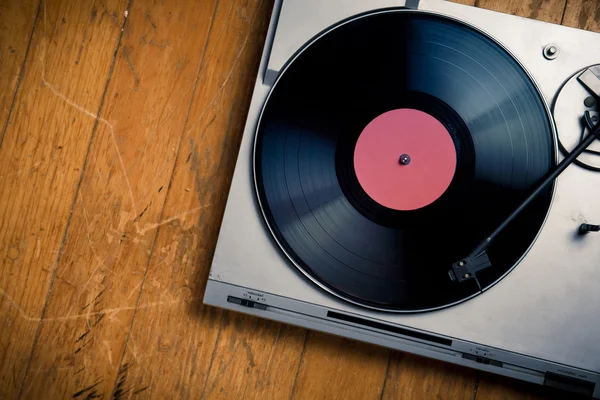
top-left (557, 116), bottom-right (600, 172)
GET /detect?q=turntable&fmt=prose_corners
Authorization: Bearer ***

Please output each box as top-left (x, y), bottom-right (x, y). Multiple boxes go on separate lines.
top-left (203, 0), bottom-right (600, 397)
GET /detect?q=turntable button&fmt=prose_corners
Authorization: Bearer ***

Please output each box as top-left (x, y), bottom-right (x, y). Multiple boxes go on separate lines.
top-left (227, 295), bottom-right (243, 305)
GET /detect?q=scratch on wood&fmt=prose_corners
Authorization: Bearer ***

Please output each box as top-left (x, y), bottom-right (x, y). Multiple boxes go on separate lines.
top-left (75, 329), bottom-right (90, 343)
top-left (74, 24), bottom-right (89, 65)
top-left (133, 203), bottom-right (149, 222)
top-left (0, 287), bottom-right (187, 322)
top-left (53, 305), bottom-right (75, 347)
top-left (125, 279), bottom-right (143, 302)
top-left (113, 363), bottom-right (131, 400)
top-left (79, 190), bottom-right (112, 297)
top-left (93, 312), bottom-right (105, 327)
top-left (42, 76), bottom-right (140, 234)
top-left (34, 238), bottom-right (41, 258)
top-left (0, 160), bottom-right (43, 180)
top-left (72, 380), bottom-right (103, 398)
top-left (144, 12), bottom-right (157, 31)
top-left (137, 205), bottom-right (211, 235)
top-left (94, 288), bottom-right (105, 301)
top-left (74, 337), bottom-right (92, 355)
top-left (122, 45), bottom-right (140, 86)
top-left (103, 340), bottom-right (114, 366)
top-left (83, 285), bottom-right (106, 311)
top-left (133, 386), bottom-right (149, 395)
top-left (126, 332), bottom-right (139, 362)
top-left (106, 312), bottom-right (139, 363)
top-left (149, 38), bottom-right (170, 48)
top-left (240, 338), bottom-right (256, 368)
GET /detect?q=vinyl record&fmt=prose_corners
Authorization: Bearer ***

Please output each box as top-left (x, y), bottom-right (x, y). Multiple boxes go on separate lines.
top-left (254, 10), bottom-right (555, 312)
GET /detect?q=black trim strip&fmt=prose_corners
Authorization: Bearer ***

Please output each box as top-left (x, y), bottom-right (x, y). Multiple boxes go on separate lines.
top-left (327, 311), bottom-right (452, 346)
top-left (544, 372), bottom-right (595, 396)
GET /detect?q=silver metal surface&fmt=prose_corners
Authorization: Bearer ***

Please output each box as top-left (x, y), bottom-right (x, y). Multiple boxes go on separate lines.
top-left (205, 0), bottom-right (600, 396)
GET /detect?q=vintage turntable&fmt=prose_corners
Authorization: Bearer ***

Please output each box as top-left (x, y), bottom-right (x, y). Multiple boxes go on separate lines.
top-left (203, 0), bottom-right (600, 396)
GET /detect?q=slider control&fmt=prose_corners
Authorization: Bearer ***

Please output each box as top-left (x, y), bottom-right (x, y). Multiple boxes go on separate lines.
top-left (227, 295), bottom-right (267, 310)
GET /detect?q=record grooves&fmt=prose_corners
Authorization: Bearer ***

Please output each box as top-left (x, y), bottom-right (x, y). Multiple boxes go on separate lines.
top-left (254, 10), bottom-right (555, 312)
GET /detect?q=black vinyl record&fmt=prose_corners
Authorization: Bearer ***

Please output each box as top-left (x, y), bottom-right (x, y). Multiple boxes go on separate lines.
top-left (254, 10), bottom-right (555, 312)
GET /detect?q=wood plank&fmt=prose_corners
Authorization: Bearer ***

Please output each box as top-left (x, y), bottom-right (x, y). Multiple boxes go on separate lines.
top-left (0, 0), bottom-right (128, 397)
top-left (112, 0), bottom-right (305, 398)
top-left (202, 315), bottom-right (305, 400)
top-left (562, 0), bottom-right (600, 31)
top-left (291, 332), bottom-right (389, 400)
top-left (475, 0), bottom-right (566, 24)
top-left (0, 0), bottom-right (39, 142)
top-left (381, 353), bottom-right (478, 400)
top-left (452, 0), bottom-right (476, 5)
top-left (18, 0), bottom-right (220, 398)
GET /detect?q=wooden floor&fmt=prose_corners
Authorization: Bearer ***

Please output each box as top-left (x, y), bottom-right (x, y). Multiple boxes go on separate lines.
top-left (0, 0), bottom-right (598, 398)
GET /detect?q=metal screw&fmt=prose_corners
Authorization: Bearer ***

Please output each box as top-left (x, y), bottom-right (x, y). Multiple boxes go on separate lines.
top-left (458, 261), bottom-right (465, 267)
top-left (463, 273), bottom-right (471, 279)
top-left (584, 96), bottom-right (596, 108)
top-left (543, 44), bottom-right (559, 60)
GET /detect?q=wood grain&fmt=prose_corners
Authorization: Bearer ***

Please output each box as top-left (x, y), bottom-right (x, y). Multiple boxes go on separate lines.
top-left (291, 332), bottom-right (390, 400)
top-left (562, 0), bottom-right (600, 31)
top-left (113, 0), bottom-right (289, 398)
top-left (0, 0), bottom-right (597, 399)
top-left (19, 0), bottom-right (220, 398)
top-left (202, 314), bottom-right (305, 400)
top-left (475, 0), bottom-right (566, 24)
top-left (381, 353), bottom-right (478, 400)
top-left (452, 0), bottom-right (476, 5)
top-left (0, 0), bottom-right (39, 143)
top-left (0, 0), bottom-right (127, 397)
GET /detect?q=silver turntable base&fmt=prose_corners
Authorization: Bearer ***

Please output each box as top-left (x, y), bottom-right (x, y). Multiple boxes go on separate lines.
top-left (204, 1), bottom-right (600, 397)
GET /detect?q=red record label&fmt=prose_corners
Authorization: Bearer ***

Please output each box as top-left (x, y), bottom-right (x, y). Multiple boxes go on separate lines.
top-left (353, 109), bottom-right (457, 211)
